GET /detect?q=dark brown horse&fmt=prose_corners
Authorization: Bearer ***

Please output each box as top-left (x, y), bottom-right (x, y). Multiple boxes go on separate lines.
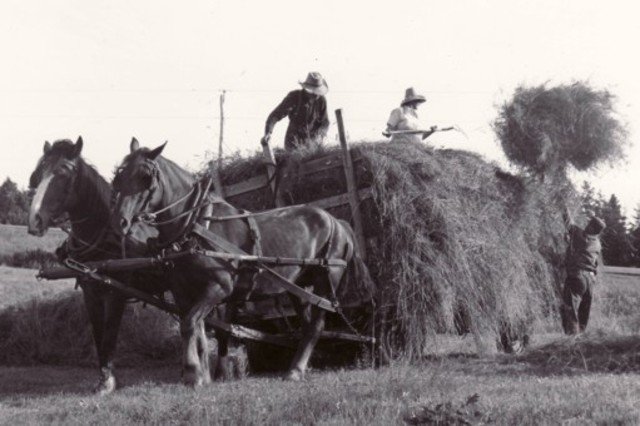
top-left (111, 139), bottom-right (370, 385)
top-left (28, 137), bottom-right (169, 395)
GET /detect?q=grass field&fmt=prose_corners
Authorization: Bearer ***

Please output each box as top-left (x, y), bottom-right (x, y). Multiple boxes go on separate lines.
top-left (0, 224), bottom-right (65, 258)
top-left (0, 266), bottom-right (638, 424)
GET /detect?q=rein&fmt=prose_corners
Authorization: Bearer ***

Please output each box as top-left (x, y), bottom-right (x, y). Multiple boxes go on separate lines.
top-left (136, 183), bottom-right (199, 225)
top-left (60, 223), bottom-right (120, 259)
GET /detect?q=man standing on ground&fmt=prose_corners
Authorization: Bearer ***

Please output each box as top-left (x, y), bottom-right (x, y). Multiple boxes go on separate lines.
top-left (561, 206), bottom-right (606, 335)
top-left (261, 72), bottom-right (330, 151)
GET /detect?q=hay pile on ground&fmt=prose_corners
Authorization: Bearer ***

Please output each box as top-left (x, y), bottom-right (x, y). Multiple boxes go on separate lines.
top-left (0, 290), bottom-right (180, 366)
top-left (518, 331), bottom-right (640, 373)
top-left (216, 140), bottom-right (575, 356)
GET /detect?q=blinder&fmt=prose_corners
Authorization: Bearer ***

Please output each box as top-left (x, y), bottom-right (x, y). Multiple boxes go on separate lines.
top-left (112, 158), bottom-right (162, 225)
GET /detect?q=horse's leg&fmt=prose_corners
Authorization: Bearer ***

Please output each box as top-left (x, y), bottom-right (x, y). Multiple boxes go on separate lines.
top-left (181, 274), bottom-right (232, 387)
top-left (79, 279), bottom-right (117, 395)
top-left (213, 304), bottom-right (247, 381)
top-left (285, 305), bottom-right (325, 381)
top-left (96, 290), bottom-right (126, 394)
top-left (195, 318), bottom-right (211, 384)
top-left (287, 292), bottom-right (311, 329)
top-left (285, 267), bottom-right (341, 381)
top-left (213, 304), bottom-right (233, 381)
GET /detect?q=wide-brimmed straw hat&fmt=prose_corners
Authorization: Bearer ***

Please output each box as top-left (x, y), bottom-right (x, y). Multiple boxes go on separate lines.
top-left (299, 72), bottom-right (329, 96)
top-left (401, 87), bottom-right (426, 106)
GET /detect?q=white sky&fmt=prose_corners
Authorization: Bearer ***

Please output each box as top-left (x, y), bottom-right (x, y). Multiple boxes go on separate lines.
top-left (1, 0), bottom-right (639, 213)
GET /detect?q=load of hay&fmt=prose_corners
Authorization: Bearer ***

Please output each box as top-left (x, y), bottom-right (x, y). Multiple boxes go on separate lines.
top-left (215, 141), bottom-right (573, 357)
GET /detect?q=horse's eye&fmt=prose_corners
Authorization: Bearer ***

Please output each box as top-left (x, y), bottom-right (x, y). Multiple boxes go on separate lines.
top-left (54, 167), bottom-right (70, 177)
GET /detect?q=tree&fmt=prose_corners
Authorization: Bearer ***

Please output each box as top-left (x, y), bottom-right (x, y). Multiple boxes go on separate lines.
top-left (579, 181), bottom-right (602, 217)
top-left (0, 178), bottom-right (29, 225)
top-left (599, 194), bottom-right (633, 266)
top-left (628, 204), bottom-right (640, 266)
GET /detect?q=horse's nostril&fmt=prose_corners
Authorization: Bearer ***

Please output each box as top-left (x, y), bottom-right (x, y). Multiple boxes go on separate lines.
top-left (120, 217), bottom-right (129, 230)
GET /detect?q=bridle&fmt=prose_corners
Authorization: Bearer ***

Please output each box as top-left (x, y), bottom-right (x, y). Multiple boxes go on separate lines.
top-left (112, 158), bottom-right (298, 249)
top-left (34, 157), bottom-right (118, 258)
top-left (113, 158), bottom-right (209, 248)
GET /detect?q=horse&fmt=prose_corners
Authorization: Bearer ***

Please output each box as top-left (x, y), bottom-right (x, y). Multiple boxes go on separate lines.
top-left (111, 138), bottom-right (372, 385)
top-left (28, 137), bottom-right (170, 395)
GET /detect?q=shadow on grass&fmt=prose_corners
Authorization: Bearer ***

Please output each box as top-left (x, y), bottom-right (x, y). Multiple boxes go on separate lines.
top-left (512, 332), bottom-right (640, 375)
top-left (0, 363), bottom-right (179, 398)
top-left (415, 332), bottom-right (640, 379)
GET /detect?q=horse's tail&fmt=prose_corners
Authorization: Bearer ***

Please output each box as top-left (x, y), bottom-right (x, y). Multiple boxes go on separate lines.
top-left (335, 219), bottom-right (376, 307)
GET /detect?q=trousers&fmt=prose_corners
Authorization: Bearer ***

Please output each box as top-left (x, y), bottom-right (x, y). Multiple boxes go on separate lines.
top-left (561, 269), bottom-right (595, 335)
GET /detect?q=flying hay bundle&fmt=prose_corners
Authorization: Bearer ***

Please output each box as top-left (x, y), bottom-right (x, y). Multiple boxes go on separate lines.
top-left (493, 82), bottom-right (627, 176)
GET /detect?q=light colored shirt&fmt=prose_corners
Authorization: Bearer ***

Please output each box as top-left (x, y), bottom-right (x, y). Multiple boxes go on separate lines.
top-left (386, 106), bottom-right (422, 143)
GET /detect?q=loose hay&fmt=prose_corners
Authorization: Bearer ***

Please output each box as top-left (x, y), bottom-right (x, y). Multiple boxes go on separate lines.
top-left (0, 290), bottom-right (179, 366)
top-left (493, 81), bottom-right (627, 176)
top-left (217, 141), bottom-right (575, 357)
top-left (518, 331), bottom-right (640, 373)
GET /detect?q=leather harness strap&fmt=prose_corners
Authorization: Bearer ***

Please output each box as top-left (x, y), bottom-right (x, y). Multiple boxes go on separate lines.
top-left (190, 223), bottom-right (337, 312)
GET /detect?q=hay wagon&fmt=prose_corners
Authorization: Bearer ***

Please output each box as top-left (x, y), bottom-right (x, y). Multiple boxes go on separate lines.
top-left (38, 110), bottom-right (377, 368)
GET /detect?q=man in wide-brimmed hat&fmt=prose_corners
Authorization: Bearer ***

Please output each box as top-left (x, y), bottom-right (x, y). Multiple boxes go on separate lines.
top-left (385, 87), bottom-right (437, 144)
top-left (560, 206), bottom-right (606, 335)
top-left (262, 72), bottom-right (330, 151)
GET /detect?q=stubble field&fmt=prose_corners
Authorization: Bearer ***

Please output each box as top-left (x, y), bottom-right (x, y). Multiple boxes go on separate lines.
top-left (0, 225), bottom-right (639, 425)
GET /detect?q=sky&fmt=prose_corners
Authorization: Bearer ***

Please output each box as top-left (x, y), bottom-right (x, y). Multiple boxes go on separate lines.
top-left (1, 0), bottom-right (639, 213)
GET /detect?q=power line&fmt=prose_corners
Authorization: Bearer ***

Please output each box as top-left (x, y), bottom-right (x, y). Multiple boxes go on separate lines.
top-left (0, 88), bottom-right (496, 95)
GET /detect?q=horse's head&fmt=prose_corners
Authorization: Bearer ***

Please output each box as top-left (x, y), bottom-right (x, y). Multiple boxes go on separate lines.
top-left (112, 138), bottom-right (168, 235)
top-left (28, 137), bottom-right (84, 236)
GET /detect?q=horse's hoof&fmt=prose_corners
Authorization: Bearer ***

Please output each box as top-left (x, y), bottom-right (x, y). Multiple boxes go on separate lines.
top-left (94, 373), bottom-right (116, 396)
top-left (182, 369), bottom-right (204, 388)
top-left (284, 369), bottom-right (303, 381)
top-left (184, 376), bottom-right (205, 388)
top-left (214, 356), bottom-right (239, 382)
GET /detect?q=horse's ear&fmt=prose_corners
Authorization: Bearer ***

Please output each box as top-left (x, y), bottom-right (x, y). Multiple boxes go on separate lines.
top-left (43, 141), bottom-right (51, 154)
top-left (72, 136), bottom-right (83, 158)
top-left (147, 141), bottom-right (168, 160)
top-left (130, 137), bottom-right (140, 153)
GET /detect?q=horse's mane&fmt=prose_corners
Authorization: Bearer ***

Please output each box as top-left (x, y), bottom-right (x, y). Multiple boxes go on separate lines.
top-left (156, 154), bottom-right (226, 203)
top-left (118, 148), bottom-right (226, 205)
top-left (50, 140), bottom-right (112, 219)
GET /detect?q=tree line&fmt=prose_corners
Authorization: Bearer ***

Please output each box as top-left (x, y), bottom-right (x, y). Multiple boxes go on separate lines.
top-left (0, 178), bottom-right (30, 225)
top-left (579, 181), bottom-right (639, 267)
top-left (1, 175), bottom-right (638, 268)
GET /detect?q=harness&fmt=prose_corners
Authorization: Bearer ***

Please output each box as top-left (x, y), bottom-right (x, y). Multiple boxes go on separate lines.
top-left (113, 163), bottom-right (370, 337)
top-left (41, 159), bottom-right (119, 260)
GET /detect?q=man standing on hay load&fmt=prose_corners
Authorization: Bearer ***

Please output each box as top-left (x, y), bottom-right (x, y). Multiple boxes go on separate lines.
top-left (261, 72), bottom-right (330, 151)
top-left (385, 87), bottom-right (438, 143)
top-left (561, 206), bottom-right (606, 335)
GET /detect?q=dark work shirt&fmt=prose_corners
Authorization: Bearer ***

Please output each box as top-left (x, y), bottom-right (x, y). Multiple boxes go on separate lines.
top-left (566, 224), bottom-right (602, 274)
top-left (265, 90), bottom-right (330, 150)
